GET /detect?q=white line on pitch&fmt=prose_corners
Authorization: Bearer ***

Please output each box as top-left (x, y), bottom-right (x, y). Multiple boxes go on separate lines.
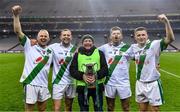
top-left (160, 69), bottom-right (180, 79)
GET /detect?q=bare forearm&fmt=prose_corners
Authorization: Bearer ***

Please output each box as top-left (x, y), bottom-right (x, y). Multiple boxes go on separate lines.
top-left (13, 15), bottom-right (24, 38)
top-left (158, 14), bottom-right (175, 44)
top-left (12, 5), bottom-right (24, 39)
top-left (165, 20), bottom-right (175, 44)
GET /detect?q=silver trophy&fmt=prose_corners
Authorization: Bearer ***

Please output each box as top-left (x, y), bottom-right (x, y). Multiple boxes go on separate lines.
top-left (82, 63), bottom-right (97, 86)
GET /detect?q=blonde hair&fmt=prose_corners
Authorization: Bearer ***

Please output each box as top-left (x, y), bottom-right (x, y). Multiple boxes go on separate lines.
top-left (110, 26), bottom-right (122, 35)
top-left (134, 27), bottom-right (147, 35)
top-left (60, 29), bottom-right (72, 35)
top-left (37, 29), bottom-right (49, 38)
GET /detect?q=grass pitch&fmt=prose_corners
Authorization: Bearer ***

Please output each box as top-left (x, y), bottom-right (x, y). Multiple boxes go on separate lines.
top-left (0, 52), bottom-right (180, 111)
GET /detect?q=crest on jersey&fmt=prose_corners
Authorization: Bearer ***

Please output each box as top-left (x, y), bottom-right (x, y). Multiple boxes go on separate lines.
top-left (119, 51), bottom-right (124, 55)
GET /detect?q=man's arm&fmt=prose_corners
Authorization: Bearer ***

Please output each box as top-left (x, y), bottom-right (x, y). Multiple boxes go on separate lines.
top-left (158, 14), bottom-right (175, 44)
top-left (12, 5), bottom-right (24, 39)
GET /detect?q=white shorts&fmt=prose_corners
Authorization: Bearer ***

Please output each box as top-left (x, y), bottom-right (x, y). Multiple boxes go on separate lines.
top-left (136, 80), bottom-right (164, 106)
top-left (52, 84), bottom-right (76, 100)
top-left (105, 84), bottom-right (131, 99)
top-left (24, 84), bottom-right (51, 104)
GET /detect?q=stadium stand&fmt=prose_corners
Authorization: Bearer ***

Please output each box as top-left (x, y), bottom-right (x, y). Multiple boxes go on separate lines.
top-left (0, 0), bottom-right (180, 52)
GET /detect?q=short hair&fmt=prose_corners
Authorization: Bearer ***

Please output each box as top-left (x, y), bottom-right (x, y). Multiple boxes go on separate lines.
top-left (110, 26), bottom-right (122, 34)
top-left (60, 29), bottom-right (71, 35)
top-left (134, 27), bottom-right (147, 35)
top-left (37, 29), bottom-right (49, 38)
top-left (39, 29), bottom-right (49, 34)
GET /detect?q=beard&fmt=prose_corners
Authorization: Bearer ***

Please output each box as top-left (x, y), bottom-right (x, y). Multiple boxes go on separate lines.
top-left (62, 41), bottom-right (70, 47)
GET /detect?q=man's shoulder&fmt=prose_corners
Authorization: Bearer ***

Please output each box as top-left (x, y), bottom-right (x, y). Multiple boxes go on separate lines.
top-left (151, 39), bottom-right (161, 44)
top-left (130, 43), bottom-right (138, 48)
top-left (99, 43), bottom-right (111, 50)
top-left (48, 43), bottom-right (60, 49)
top-left (100, 43), bottom-right (109, 47)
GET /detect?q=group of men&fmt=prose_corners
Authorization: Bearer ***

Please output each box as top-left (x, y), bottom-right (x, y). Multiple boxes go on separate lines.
top-left (12, 5), bottom-right (174, 112)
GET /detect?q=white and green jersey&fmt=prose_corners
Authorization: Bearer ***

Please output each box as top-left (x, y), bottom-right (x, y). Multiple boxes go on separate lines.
top-left (129, 39), bottom-right (168, 82)
top-left (99, 42), bottom-right (130, 86)
top-left (19, 35), bottom-right (53, 87)
top-left (49, 43), bottom-right (76, 85)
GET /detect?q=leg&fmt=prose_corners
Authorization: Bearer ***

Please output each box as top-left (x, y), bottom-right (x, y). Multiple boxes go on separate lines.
top-left (25, 103), bottom-right (35, 112)
top-left (77, 87), bottom-right (89, 111)
top-left (121, 97), bottom-right (130, 112)
top-left (91, 88), bottom-right (103, 111)
top-left (24, 84), bottom-right (37, 112)
top-left (106, 97), bottom-right (115, 111)
top-left (139, 102), bottom-right (149, 112)
top-left (65, 97), bottom-right (74, 111)
top-left (98, 90), bottom-right (104, 111)
top-left (150, 105), bottom-right (160, 112)
top-left (64, 84), bottom-right (76, 111)
top-left (53, 99), bottom-right (61, 112)
top-left (37, 101), bottom-right (47, 112)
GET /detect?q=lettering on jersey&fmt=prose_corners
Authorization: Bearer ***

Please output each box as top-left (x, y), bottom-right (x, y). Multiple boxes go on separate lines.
top-left (108, 58), bottom-right (124, 65)
top-left (108, 51), bottom-right (113, 54)
top-left (135, 60), bottom-right (150, 65)
top-left (64, 50), bottom-right (68, 56)
top-left (155, 98), bottom-right (161, 102)
top-left (58, 52), bottom-right (63, 55)
top-left (113, 49), bottom-right (119, 55)
top-left (86, 57), bottom-right (92, 60)
top-left (42, 50), bottom-right (45, 55)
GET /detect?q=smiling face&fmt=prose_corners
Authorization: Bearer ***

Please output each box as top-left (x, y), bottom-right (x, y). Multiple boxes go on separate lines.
top-left (60, 29), bottom-right (72, 46)
top-left (37, 30), bottom-right (50, 47)
top-left (82, 38), bottom-right (94, 50)
top-left (134, 27), bottom-right (148, 47)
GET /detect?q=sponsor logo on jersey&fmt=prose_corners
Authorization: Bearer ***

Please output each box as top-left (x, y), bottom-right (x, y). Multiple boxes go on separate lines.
top-left (59, 59), bottom-right (65, 65)
top-left (34, 56), bottom-right (43, 64)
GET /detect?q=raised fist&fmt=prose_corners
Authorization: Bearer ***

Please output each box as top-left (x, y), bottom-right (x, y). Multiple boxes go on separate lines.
top-left (12, 5), bottom-right (22, 16)
top-left (158, 14), bottom-right (169, 23)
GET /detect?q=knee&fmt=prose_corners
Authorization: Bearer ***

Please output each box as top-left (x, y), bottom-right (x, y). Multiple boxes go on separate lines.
top-left (54, 106), bottom-right (60, 111)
